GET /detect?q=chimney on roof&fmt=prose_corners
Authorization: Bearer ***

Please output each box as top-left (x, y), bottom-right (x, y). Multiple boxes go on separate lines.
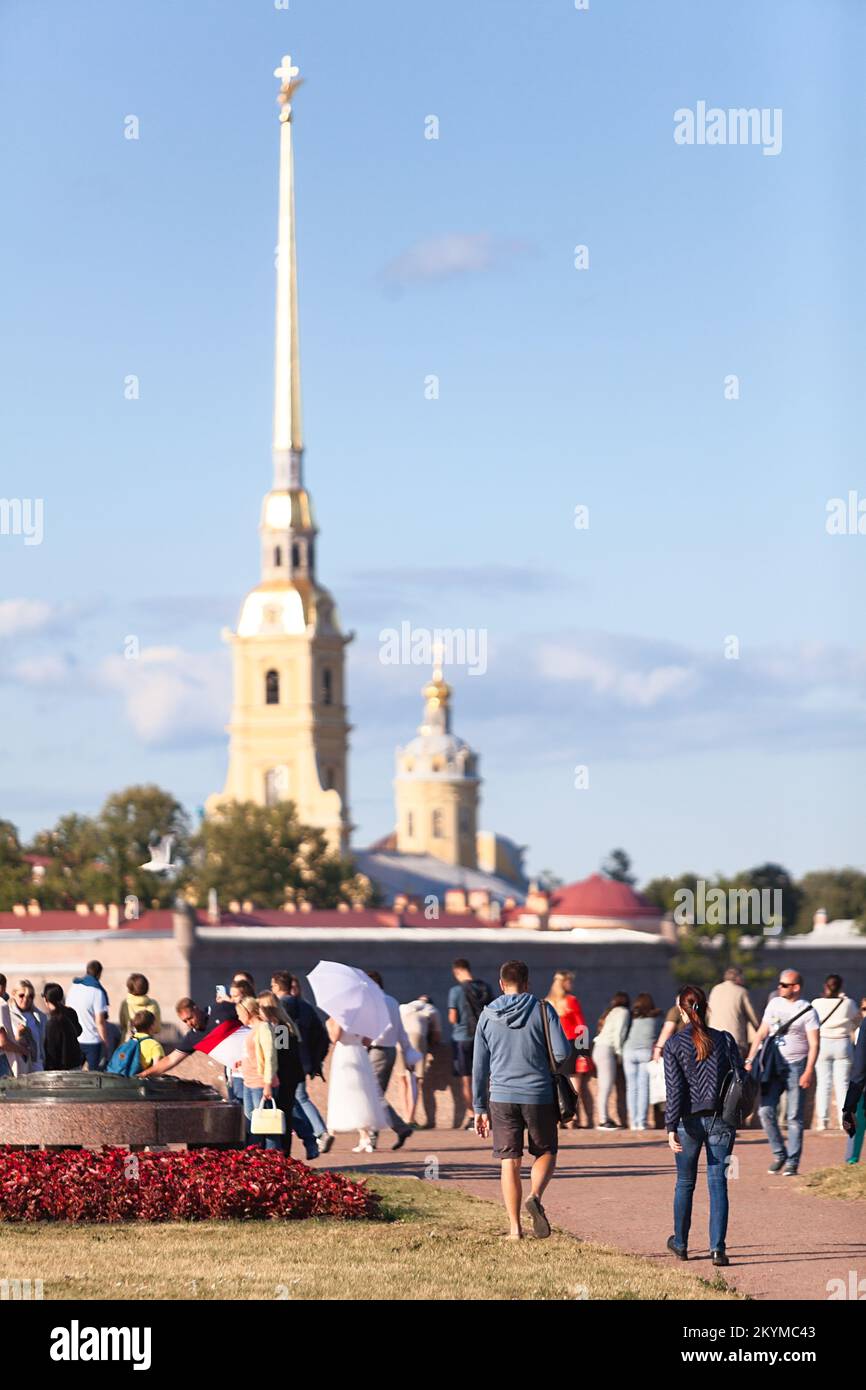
top-left (173, 900), bottom-right (196, 960)
top-left (207, 888), bottom-right (219, 924)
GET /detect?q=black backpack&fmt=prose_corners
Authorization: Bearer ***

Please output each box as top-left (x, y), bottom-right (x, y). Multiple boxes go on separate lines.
top-left (717, 1033), bottom-right (758, 1128)
top-left (461, 980), bottom-right (492, 1038)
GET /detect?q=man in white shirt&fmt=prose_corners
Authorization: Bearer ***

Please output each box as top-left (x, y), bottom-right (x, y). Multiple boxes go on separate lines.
top-left (365, 971), bottom-right (421, 1150)
top-left (65, 960), bottom-right (110, 1071)
top-left (745, 969), bottom-right (820, 1176)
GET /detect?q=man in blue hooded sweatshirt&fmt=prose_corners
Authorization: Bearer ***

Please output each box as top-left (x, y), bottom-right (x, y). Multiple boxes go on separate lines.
top-left (472, 959), bottom-right (571, 1239)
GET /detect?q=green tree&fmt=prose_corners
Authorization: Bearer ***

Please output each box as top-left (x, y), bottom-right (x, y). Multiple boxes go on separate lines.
top-left (672, 923), bottom-right (773, 992)
top-left (0, 819), bottom-right (29, 910)
top-left (795, 869), bottom-right (866, 933)
top-left (730, 862), bottom-right (801, 932)
top-left (601, 848), bottom-right (636, 885)
top-left (536, 868), bottom-right (564, 893)
top-left (642, 872), bottom-right (702, 916)
top-left (97, 785), bottom-right (191, 908)
top-left (28, 813), bottom-right (114, 909)
top-left (187, 799), bottom-right (376, 910)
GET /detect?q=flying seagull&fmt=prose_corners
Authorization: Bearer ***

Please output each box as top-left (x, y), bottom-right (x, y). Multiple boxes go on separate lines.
top-left (141, 834), bottom-right (175, 873)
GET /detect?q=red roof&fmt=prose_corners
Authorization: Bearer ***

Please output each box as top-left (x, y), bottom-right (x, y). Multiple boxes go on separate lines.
top-left (0, 908), bottom-right (505, 933)
top-left (548, 874), bottom-right (660, 920)
top-left (196, 908), bottom-right (499, 930)
top-left (0, 910), bottom-right (173, 934)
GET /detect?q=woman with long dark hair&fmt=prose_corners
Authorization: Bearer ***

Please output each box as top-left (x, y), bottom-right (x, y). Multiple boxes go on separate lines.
top-left (663, 983), bottom-right (746, 1266)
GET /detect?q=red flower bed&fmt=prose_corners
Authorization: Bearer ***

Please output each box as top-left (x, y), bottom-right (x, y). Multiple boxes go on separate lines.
top-left (0, 1147), bottom-right (382, 1223)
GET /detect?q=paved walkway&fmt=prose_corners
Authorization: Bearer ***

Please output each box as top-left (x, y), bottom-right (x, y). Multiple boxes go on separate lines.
top-left (322, 1127), bottom-right (864, 1300)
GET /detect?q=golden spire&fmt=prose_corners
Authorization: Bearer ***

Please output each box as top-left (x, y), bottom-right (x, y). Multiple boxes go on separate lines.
top-left (420, 657), bottom-right (452, 735)
top-left (272, 55), bottom-right (304, 490)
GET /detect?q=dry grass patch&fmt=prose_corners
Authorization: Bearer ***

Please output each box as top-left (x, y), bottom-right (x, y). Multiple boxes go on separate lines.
top-left (0, 1174), bottom-right (742, 1301)
top-left (799, 1164), bottom-right (866, 1202)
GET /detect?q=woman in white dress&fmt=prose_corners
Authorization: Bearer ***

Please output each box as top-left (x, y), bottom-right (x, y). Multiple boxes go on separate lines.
top-left (325, 1017), bottom-right (388, 1153)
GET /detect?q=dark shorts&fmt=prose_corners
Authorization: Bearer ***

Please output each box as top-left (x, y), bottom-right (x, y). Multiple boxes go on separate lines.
top-left (489, 1101), bottom-right (559, 1161)
top-left (452, 1040), bottom-right (474, 1078)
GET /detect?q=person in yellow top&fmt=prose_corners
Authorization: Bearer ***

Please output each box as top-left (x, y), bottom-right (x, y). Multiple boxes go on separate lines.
top-left (119, 974), bottom-right (162, 1040)
top-left (236, 997), bottom-right (280, 1149)
top-left (130, 1010), bottom-right (165, 1072)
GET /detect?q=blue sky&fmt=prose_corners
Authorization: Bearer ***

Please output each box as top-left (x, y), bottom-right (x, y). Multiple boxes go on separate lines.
top-left (1, 0), bottom-right (863, 884)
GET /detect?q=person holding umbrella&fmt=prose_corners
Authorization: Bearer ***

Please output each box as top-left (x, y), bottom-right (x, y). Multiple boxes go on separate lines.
top-left (308, 962), bottom-right (390, 1153)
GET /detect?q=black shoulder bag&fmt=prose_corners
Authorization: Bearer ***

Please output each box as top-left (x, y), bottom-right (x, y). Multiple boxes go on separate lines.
top-left (753, 999), bottom-right (825, 1091)
top-left (540, 998), bottom-right (578, 1123)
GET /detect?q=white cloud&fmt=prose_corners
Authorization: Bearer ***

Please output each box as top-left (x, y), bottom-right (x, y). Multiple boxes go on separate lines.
top-left (537, 642), bottom-right (698, 707)
top-left (12, 654), bottom-right (75, 685)
top-left (0, 598), bottom-right (60, 638)
top-left (100, 645), bottom-right (230, 748)
top-left (382, 233), bottom-right (530, 287)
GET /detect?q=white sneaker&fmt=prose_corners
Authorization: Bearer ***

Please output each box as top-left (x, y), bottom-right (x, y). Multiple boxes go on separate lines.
top-left (351, 1142), bottom-right (374, 1154)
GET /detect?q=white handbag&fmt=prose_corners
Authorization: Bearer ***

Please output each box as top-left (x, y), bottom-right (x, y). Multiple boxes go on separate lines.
top-left (250, 1096), bottom-right (286, 1136)
top-left (648, 1058), bottom-right (666, 1106)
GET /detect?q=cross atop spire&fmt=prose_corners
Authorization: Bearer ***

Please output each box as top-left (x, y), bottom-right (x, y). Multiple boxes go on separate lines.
top-left (275, 54), bottom-right (303, 122)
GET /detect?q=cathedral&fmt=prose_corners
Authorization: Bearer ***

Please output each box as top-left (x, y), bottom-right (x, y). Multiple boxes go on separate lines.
top-left (206, 57), bottom-right (350, 853)
top-left (209, 57), bottom-right (525, 902)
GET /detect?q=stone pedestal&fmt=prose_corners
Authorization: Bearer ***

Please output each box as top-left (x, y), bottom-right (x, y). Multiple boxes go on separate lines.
top-left (0, 1071), bottom-right (244, 1148)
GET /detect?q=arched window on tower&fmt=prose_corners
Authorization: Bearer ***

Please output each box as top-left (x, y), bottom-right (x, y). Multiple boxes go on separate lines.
top-left (308, 541), bottom-right (315, 572)
top-left (324, 766), bottom-right (335, 791)
top-left (265, 669), bottom-right (280, 705)
top-left (322, 668), bottom-right (333, 706)
top-left (273, 545), bottom-right (282, 569)
top-left (291, 542), bottom-right (301, 570)
top-left (265, 767), bottom-right (287, 806)
top-left (407, 811), bottom-right (414, 838)
top-left (432, 808), bottom-right (444, 839)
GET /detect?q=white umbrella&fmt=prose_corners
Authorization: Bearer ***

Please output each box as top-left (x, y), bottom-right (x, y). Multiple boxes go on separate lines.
top-left (307, 961), bottom-right (390, 1039)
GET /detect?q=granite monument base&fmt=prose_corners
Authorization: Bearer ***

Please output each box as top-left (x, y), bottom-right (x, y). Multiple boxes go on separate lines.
top-left (0, 1071), bottom-right (244, 1148)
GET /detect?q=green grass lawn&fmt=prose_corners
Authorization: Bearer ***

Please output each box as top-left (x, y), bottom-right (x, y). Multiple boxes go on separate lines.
top-left (799, 1164), bottom-right (866, 1202)
top-left (0, 1174), bottom-right (743, 1301)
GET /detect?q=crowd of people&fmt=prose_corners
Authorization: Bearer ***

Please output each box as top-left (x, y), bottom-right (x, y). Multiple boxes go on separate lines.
top-left (0, 956), bottom-right (863, 1249)
top-left (465, 961), bottom-right (865, 1252)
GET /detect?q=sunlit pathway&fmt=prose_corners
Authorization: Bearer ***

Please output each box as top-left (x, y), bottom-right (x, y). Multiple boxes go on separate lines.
top-left (322, 1126), bottom-right (862, 1300)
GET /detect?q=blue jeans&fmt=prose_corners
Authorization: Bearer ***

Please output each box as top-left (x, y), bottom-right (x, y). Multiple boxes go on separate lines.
top-left (295, 1079), bottom-right (326, 1138)
top-left (623, 1047), bottom-right (652, 1127)
top-left (80, 1042), bottom-right (103, 1071)
top-left (674, 1114), bottom-right (736, 1252)
top-left (243, 1085), bottom-right (283, 1151)
top-left (758, 1055), bottom-right (807, 1166)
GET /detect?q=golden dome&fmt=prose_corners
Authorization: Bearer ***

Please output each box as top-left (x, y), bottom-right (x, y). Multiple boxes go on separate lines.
top-left (422, 669), bottom-right (451, 710)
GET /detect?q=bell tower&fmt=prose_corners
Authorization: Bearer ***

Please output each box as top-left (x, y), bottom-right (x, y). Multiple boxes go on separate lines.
top-left (207, 57), bottom-right (351, 852)
top-left (394, 664), bottom-right (480, 869)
